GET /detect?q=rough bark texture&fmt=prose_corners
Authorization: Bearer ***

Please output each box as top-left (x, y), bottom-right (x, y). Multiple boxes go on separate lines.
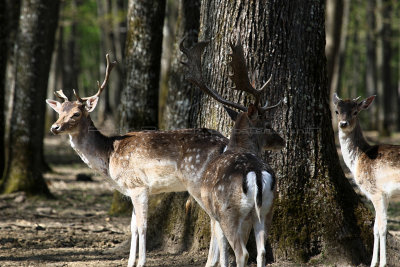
top-left (110, 0), bottom-right (166, 215)
top-left (119, 0), bottom-right (165, 131)
top-left (1, 0), bottom-right (60, 196)
top-left (162, 0), bottom-right (201, 130)
top-left (193, 0), bottom-right (375, 264)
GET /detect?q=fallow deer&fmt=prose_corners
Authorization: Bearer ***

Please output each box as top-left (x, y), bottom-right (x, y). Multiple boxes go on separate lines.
top-left (333, 94), bottom-right (400, 267)
top-left (46, 54), bottom-right (231, 267)
top-left (181, 40), bottom-right (285, 267)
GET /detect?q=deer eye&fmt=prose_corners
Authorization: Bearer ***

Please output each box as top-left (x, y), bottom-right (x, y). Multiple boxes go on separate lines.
top-left (73, 112), bottom-right (80, 117)
top-left (353, 111), bottom-right (358, 116)
top-left (335, 110), bottom-right (339, 115)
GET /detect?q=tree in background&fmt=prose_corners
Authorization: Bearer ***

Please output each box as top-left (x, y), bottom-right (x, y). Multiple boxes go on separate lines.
top-left (110, 0), bottom-right (166, 214)
top-left (0, 0), bottom-right (7, 176)
top-left (1, 0), bottom-right (60, 196)
top-left (376, 0), bottom-right (395, 136)
top-left (162, 0), bottom-right (201, 130)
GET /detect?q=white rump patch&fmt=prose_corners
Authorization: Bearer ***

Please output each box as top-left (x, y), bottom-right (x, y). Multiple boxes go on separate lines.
top-left (261, 171), bottom-right (273, 192)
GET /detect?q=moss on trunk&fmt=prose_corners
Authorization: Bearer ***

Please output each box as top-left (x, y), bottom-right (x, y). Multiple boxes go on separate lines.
top-left (1, 0), bottom-right (59, 198)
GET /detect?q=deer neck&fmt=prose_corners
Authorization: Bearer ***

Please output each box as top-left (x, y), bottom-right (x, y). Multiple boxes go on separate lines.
top-left (338, 120), bottom-right (371, 174)
top-left (69, 116), bottom-right (113, 176)
top-left (227, 117), bottom-right (261, 155)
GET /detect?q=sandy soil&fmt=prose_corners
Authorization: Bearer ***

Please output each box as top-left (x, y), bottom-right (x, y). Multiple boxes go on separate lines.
top-left (0, 134), bottom-right (399, 267)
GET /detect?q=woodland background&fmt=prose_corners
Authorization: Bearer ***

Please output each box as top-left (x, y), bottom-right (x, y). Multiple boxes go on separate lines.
top-left (0, 0), bottom-right (400, 266)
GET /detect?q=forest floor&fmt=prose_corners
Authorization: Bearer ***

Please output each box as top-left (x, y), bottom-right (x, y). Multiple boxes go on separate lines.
top-left (0, 133), bottom-right (399, 267)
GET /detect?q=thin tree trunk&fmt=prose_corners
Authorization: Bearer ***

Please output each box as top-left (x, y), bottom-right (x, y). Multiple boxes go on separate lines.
top-left (1, 0), bottom-right (60, 196)
top-left (4, 0), bottom-right (21, 155)
top-left (110, 0), bottom-right (166, 215)
top-left (162, 0), bottom-right (201, 130)
top-left (366, 0), bottom-right (378, 129)
top-left (376, 0), bottom-right (394, 136)
top-left (119, 0), bottom-right (165, 131)
top-left (0, 0), bottom-right (8, 176)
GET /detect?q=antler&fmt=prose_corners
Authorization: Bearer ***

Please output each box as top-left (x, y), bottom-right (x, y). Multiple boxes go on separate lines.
top-left (54, 89), bottom-right (69, 102)
top-left (228, 38), bottom-right (272, 107)
top-left (180, 39), bottom-right (247, 112)
top-left (74, 54), bottom-right (117, 102)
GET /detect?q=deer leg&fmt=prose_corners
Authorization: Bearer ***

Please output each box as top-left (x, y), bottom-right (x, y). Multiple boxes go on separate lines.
top-left (206, 219), bottom-right (219, 267)
top-left (377, 196), bottom-right (388, 267)
top-left (220, 221), bottom-right (248, 267)
top-left (130, 188), bottom-right (149, 267)
top-left (214, 220), bottom-right (229, 267)
top-left (371, 216), bottom-right (379, 267)
top-left (253, 219), bottom-right (266, 267)
top-left (127, 208), bottom-right (138, 267)
top-left (371, 196), bottom-right (389, 267)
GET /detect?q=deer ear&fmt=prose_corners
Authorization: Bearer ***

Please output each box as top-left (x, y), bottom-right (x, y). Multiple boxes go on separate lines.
top-left (85, 96), bottom-right (99, 112)
top-left (333, 93), bottom-right (341, 106)
top-left (247, 104), bottom-right (258, 119)
top-left (224, 106), bottom-right (238, 121)
top-left (358, 95), bottom-right (375, 110)
top-left (46, 99), bottom-right (62, 113)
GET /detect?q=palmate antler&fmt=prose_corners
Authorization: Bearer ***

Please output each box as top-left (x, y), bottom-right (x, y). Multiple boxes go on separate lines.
top-left (180, 38), bottom-right (279, 113)
top-left (74, 54), bottom-right (117, 102)
top-left (180, 39), bottom-right (247, 112)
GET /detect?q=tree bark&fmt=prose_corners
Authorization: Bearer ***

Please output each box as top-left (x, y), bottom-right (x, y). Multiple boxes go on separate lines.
top-left (110, 0), bottom-right (166, 215)
top-left (119, 0), bottom-right (165, 131)
top-left (162, 0), bottom-right (201, 130)
top-left (1, 0), bottom-right (60, 196)
top-left (325, 0), bottom-right (350, 130)
top-left (366, 0), bottom-right (378, 129)
top-left (0, 0), bottom-right (8, 176)
top-left (4, 0), bottom-right (21, 156)
top-left (376, 0), bottom-right (394, 136)
top-left (192, 0), bottom-right (374, 264)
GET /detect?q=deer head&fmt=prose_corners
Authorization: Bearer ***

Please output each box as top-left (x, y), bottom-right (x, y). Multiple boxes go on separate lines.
top-left (46, 54), bottom-right (117, 135)
top-left (180, 39), bottom-right (285, 153)
top-left (333, 93), bottom-right (375, 132)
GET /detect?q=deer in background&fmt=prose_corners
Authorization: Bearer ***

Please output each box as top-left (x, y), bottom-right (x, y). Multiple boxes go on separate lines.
top-left (333, 94), bottom-right (400, 267)
top-left (181, 39), bottom-right (284, 267)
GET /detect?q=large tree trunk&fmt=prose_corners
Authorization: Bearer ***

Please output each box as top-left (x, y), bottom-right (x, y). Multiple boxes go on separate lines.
top-left (110, 0), bottom-right (166, 215)
top-left (154, 1), bottom-right (377, 264)
top-left (1, 0), bottom-right (60, 196)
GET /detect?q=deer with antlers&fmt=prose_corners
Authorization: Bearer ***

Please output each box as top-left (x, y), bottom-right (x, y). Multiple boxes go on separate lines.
top-left (333, 94), bottom-right (400, 267)
top-left (180, 39), bottom-right (284, 267)
top-left (46, 54), bottom-right (233, 267)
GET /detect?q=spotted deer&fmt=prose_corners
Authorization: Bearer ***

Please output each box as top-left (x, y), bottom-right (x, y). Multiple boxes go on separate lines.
top-left (333, 94), bottom-right (400, 267)
top-left (46, 54), bottom-right (232, 267)
top-left (180, 40), bottom-right (284, 267)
